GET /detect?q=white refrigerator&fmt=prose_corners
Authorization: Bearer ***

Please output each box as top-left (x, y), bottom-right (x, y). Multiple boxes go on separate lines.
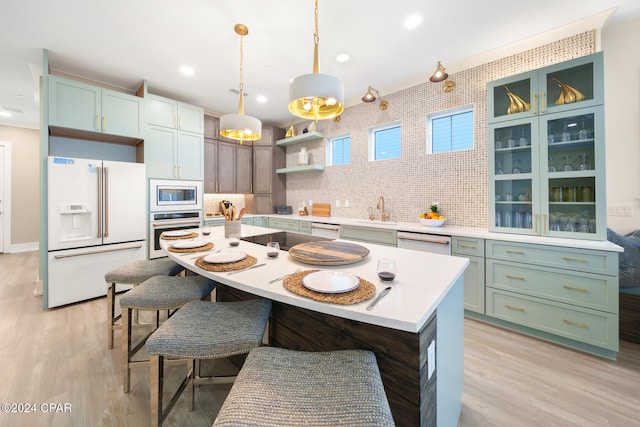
top-left (47, 156), bottom-right (147, 308)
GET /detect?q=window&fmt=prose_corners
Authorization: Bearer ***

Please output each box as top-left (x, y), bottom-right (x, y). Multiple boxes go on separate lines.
top-left (369, 122), bottom-right (401, 161)
top-left (428, 106), bottom-right (474, 153)
top-left (326, 134), bottom-right (351, 165)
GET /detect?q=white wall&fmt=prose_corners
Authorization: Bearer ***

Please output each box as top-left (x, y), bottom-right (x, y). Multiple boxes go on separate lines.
top-left (602, 17), bottom-right (640, 235)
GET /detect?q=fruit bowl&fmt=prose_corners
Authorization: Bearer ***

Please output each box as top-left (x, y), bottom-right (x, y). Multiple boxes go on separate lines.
top-left (419, 218), bottom-right (446, 227)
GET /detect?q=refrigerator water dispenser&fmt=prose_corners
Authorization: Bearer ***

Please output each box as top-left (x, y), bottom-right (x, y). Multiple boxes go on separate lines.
top-left (58, 203), bottom-right (92, 241)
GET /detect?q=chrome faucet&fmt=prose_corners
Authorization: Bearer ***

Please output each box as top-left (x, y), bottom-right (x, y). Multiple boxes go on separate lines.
top-left (377, 196), bottom-right (390, 222)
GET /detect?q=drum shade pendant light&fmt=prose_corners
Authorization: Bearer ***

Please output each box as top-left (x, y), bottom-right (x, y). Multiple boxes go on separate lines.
top-left (220, 24), bottom-right (261, 143)
top-left (288, 0), bottom-right (344, 122)
top-left (361, 86), bottom-right (388, 110)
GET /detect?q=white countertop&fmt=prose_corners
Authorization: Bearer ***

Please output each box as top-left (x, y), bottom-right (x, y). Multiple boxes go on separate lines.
top-left (161, 224), bottom-right (469, 334)
top-left (259, 214), bottom-right (623, 252)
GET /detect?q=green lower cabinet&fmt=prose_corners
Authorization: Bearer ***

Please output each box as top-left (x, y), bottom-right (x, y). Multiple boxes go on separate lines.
top-left (267, 217), bottom-right (299, 232)
top-left (299, 221), bottom-right (311, 234)
top-left (339, 225), bottom-right (397, 246)
top-left (460, 255), bottom-right (485, 314)
top-left (486, 288), bottom-right (618, 353)
top-left (252, 217), bottom-right (265, 227)
top-left (204, 218), bottom-right (224, 227)
top-left (240, 217), bottom-right (253, 226)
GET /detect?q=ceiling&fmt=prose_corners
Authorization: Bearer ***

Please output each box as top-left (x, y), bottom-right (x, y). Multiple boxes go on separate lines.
top-left (1, 0), bottom-right (639, 131)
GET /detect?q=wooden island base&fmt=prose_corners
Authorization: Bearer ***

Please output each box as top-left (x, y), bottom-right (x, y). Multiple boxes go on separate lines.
top-left (218, 284), bottom-right (438, 427)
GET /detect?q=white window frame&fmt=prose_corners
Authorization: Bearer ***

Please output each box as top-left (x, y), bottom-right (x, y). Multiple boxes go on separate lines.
top-left (368, 121), bottom-right (401, 161)
top-left (326, 133), bottom-right (351, 166)
top-left (427, 105), bottom-right (474, 154)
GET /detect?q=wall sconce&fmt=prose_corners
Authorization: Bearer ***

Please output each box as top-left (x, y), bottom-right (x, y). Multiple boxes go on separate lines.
top-left (429, 61), bottom-right (455, 93)
top-left (361, 86), bottom-right (389, 110)
top-left (429, 61), bottom-right (448, 82)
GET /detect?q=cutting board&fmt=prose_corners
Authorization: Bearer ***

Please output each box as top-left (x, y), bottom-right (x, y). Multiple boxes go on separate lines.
top-left (312, 203), bottom-right (331, 217)
top-left (289, 241), bottom-right (369, 265)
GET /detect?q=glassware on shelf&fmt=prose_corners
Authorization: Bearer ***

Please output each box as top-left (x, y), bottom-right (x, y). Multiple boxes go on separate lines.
top-left (507, 130), bottom-right (517, 148)
top-left (519, 129), bottom-right (529, 147)
top-left (496, 160), bottom-right (503, 175)
top-left (512, 158), bottom-right (521, 174)
top-left (562, 155), bottom-right (573, 172)
top-left (548, 156), bottom-right (557, 173)
top-left (578, 119), bottom-right (590, 140)
top-left (578, 152), bottom-right (591, 170)
top-left (548, 133), bottom-right (555, 144)
top-left (562, 122), bottom-right (571, 142)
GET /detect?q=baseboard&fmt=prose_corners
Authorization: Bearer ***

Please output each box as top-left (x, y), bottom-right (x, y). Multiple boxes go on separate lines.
top-left (6, 242), bottom-right (38, 253)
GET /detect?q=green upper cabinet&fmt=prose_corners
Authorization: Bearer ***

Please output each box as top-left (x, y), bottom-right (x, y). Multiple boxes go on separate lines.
top-left (146, 93), bottom-right (204, 134)
top-left (145, 93), bottom-right (204, 180)
top-left (487, 52), bottom-right (603, 124)
top-left (49, 75), bottom-right (143, 139)
top-left (487, 54), bottom-right (607, 240)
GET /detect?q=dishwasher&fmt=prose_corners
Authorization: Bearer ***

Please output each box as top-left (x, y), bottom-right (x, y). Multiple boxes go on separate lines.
top-left (311, 222), bottom-right (340, 239)
top-left (397, 231), bottom-right (452, 255)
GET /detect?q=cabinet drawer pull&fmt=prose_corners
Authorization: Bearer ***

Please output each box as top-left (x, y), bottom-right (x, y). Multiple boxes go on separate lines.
top-left (543, 214), bottom-right (547, 234)
top-left (459, 243), bottom-right (476, 249)
top-left (102, 115), bottom-right (107, 132)
top-left (505, 249), bottom-right (525, 255)
top-left (96, 115), bottom-right (101, 131)
top-left (563, 285), bottom-right (588, 293)
top-left (505, 304), bottom-right (525, 312)
top-left (562, 257), bottom-right (587, 263)
top-left (532, 93), bottom-right (537, 114)
top-left (541, 92), bottom-right (545, 113)
top-left (506, 274), bottom-right (525, 280)
top-left (563, 319), bottom-right (588, 328)
top-left (534, 214), bottom-right (538, 234)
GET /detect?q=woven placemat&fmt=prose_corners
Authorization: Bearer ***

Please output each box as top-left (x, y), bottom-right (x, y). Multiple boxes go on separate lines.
top-left (283, 270), bottom-right (375, 305)
top-left (195, 255), bottom-right (257, 272)
top-left (161, 232), bottom-right (199, 240)
top-left (166, 242), bottom-right (214, 253)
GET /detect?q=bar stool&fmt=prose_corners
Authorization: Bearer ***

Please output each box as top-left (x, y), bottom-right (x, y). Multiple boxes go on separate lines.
top-left (213, 347), bottom-right (395, 427)
top-left (105, 259), bottom-right (184, 349)
top-left (120, 275), bottom-right (216, 392)
top-left (145, 299), bottom-right (272, 427)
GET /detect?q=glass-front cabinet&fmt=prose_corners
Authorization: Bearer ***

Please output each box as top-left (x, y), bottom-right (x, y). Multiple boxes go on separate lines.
top-left (488, 52), bottom-right (604, 124)
top-left (489, 105), bottom-right (606, 240)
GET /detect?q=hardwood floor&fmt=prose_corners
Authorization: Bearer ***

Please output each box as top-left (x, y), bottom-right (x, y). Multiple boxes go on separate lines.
top-left (1, 251), bottom-right (639, 427)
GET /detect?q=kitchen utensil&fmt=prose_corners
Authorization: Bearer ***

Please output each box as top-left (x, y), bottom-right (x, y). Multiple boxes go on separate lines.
top-left (227, 263), bottom-right (266, 275)
top-left (366, 286), bottom-right (392, 310)
top-left (238, 207), bottom-right (246, 219)
top-left (311, 203), bottom-right (331, 217)
top-left (269, 269), bottom-right (302, 284)
top-left (221, 202), bottom-right (227, 219)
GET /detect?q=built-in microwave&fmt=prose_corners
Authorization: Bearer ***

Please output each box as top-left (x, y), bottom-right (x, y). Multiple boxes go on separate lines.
top-left (149, 179), bottom-right (203, 212)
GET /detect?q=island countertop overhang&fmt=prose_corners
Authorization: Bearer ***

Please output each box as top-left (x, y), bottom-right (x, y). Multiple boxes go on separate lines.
top-left (160, 224), bottom-right (469, 333)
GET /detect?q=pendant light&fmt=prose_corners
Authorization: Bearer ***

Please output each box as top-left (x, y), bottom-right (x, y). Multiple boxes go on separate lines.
top-left (220, 24), bottom-right (261, 143)
top-left (288, 0), bottom-right (344, 121)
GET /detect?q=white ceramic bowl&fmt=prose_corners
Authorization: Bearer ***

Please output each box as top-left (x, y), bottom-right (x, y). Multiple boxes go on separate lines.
top-left (419, 218), bottom-right (446, 227)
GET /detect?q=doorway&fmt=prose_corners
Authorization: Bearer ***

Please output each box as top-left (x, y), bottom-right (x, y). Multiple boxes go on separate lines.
top-left (0, 141), bottom-right (12, 253)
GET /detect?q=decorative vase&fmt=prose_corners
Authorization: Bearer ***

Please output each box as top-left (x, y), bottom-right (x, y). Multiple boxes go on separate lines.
top-left (224, 220), bottom-right (241, 238)
top-left (308, 121), bottom-right (317, 132)
top-left (285, 119), bottom-right (296, 138)
top-left (298, 147), bottom-right (309, 165)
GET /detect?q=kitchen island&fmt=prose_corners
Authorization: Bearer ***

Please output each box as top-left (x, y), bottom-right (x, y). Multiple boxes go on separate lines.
top-left (161, 224), bottom-right (469, 427)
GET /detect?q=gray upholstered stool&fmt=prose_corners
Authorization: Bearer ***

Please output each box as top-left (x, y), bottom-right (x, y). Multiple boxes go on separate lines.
top-left (146, 299), bottom-right (272, 427)
top-left (120, 275), bottom-right (216, 392)
top-left (105, 258), bottom-right (184, 349)
top-left (213, 347), bottom-right (395, 427)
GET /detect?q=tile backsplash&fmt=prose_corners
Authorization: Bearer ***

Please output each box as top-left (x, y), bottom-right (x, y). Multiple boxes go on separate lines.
top-left (284, 32), bottom-right (595, 227)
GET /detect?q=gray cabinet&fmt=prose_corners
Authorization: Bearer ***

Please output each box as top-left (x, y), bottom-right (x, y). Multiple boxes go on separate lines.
top-left (203, 135), bottom-right (253, 194)
top-left (49, 74), bottom-right (143, 140)
top-left (252, 126), bottom-right (286, 213)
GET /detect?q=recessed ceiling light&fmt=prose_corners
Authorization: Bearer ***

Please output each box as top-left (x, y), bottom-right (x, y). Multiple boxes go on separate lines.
top-left (404, 14), bottom-right (422, 29)
top-left (336, 53), bottom-right (350, 63)
top-left (180, 65), bottom-right (195, 76)
top-left (256, 95), bottom-right (267, 103)
top-left (0, 111), bottom-right (12, 117)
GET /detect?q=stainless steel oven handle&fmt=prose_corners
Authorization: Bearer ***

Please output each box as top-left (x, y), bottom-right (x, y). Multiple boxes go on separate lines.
top-left (151, 220), bottom-right (202, 227)
top-left (397, 236), bottom-right (450, 245)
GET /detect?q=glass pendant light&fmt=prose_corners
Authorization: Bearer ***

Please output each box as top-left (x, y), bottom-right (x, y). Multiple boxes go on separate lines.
top-left (220, 24), bottom-right (261, 143)
top-left (288, 0), bottom-right (344, 121)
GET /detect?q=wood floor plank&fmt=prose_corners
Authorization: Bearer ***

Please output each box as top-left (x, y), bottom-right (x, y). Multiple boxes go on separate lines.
top-left (1, 251), bottom-right (639, 427)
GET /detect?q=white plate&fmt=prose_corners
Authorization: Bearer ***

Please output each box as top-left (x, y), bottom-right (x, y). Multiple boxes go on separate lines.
top-left (163, 230), bottom-right (193, 237)
top-left (171, 239), bottom-right (209, 249)
top-left (302, 271), bottom-right (360, 294)
top-left (203, 251), bottom-right (247, 264)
